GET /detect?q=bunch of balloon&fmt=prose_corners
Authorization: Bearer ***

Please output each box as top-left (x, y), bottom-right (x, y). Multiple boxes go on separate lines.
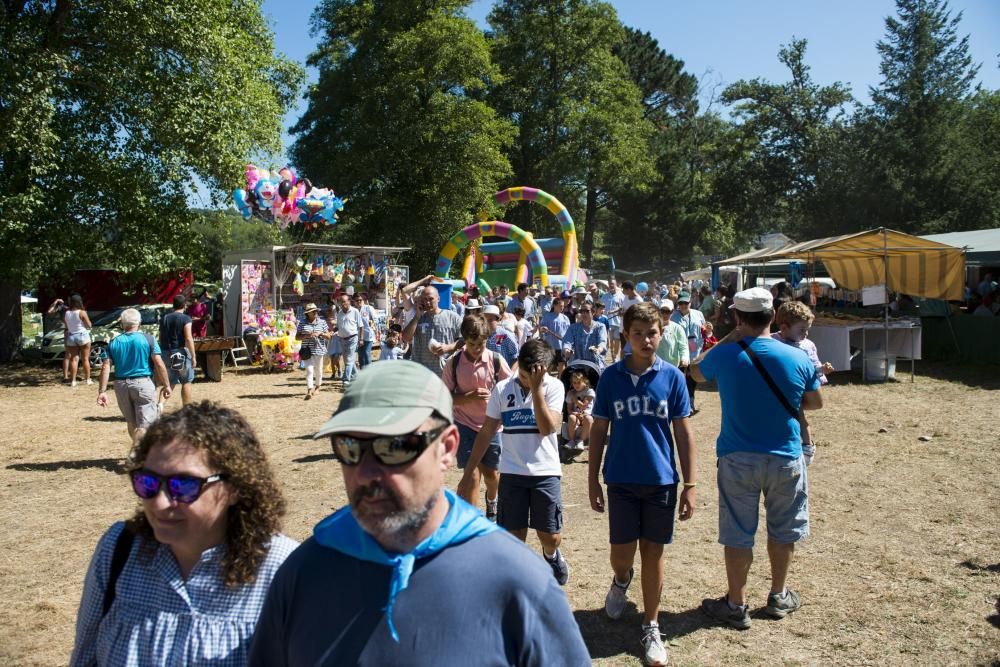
top-left (232, 164), bottom-right (346, 230)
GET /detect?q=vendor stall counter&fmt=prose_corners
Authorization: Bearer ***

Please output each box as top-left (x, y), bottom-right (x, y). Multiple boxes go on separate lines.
top-left (808, 318), bottom-right (921, 382)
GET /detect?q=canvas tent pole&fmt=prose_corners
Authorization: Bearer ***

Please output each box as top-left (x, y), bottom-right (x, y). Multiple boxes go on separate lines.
top-left (883, 228), bottom-right (890, 382)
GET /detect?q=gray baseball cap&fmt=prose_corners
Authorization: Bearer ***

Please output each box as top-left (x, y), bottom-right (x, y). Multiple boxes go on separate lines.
top-left (313, 361), bottom-right (453, 438)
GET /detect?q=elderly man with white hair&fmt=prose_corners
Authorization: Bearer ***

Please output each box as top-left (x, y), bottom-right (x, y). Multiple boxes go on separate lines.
top-left (96, 308), bottom-right (172, 450)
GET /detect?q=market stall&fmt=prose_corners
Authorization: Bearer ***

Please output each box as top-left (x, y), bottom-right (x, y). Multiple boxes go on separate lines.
top-left (713, 228), bottom-right (965, 381)
top-left (222, 243), bottom-right (410, 369)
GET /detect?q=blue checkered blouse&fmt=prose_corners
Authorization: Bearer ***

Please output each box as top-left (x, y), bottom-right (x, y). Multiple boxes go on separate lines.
top-left (70, 522), bottom-right (298, 667)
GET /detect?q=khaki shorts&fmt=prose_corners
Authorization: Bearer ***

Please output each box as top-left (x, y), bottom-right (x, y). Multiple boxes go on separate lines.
top-left (113, 377), bottom-right (158, 432)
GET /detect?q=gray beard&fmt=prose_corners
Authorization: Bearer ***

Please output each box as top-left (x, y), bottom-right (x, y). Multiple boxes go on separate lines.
top-left (352, 489), bottom-right (439, 551)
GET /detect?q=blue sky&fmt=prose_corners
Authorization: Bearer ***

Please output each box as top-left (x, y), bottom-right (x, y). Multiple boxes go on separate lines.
top-left (255, 0), bottom-right (999, 166)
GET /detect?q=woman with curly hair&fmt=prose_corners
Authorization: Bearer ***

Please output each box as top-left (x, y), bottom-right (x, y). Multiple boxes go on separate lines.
top-left (70, 402), bottom-right (298, 666)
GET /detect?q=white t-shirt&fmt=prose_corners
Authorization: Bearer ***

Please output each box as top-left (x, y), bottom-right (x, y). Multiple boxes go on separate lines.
top-left (486, 374), bottom-right (565, 476)
top-left (514, 319), bottom-right (533, 347)
top-left (622, 295), bottom-right (645, 314)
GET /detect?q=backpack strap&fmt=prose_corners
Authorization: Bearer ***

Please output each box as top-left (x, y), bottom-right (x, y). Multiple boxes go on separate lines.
top-left (738, 340), bottom-right (799, 420)
top-left (450, 351), bottom-right (462, 392)
top-left (102, 527), bottom-right (134, 618)
top-left (492, 350), bottom-right (500, 385)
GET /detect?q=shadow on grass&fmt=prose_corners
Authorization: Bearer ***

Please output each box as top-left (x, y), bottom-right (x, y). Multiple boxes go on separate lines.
top-left (292, 453), bottom-right (336, 464)
top-left (236, 393), bottom-right (302, 400)
top-left (0, 361), bottom-right (63, 387)
top-left (959, 560), bottom-right (1000, 573)
top-left (7, 458), bottom-right (125, 473)
top-left (83, 415), bottom-right (127, 423)
top-left (574, 606), bottom-right (715, 660)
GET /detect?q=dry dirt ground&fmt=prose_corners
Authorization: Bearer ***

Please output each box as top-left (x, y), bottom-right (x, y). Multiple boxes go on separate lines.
top-left (0, 360), bottom-right (997, 666)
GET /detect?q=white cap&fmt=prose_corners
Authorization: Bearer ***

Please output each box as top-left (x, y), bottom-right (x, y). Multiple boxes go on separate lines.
top-left (345, 285), bottom-right (355, 296)
top-left (482, 305), bottom-right (501, 318)
top-left (730, 287), bottom-right (773, 312)
top-left (659, 299), bottom-right (674, 311)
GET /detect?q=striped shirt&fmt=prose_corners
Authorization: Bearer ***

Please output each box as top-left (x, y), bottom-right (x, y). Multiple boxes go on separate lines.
top-left (71, 522), bottom-right (298, 667)
top-left (409, 309), bottom-right (463, 376)
top-left (296, 318), bottom-right (330, 356)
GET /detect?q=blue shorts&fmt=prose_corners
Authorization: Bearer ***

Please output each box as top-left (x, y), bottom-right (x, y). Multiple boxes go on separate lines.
top-left (498, 474), bottom-right (563, 534)
top-left (456, 422), bottom-right (501, 470)
top-left (717, 452), bottom-right (809, 548)
top-left (607, 483), bottom-right (677, 545)
top-left (162, 350), bottom-right (195, 385)
top-left (66, 331), bottom-right (91, 347)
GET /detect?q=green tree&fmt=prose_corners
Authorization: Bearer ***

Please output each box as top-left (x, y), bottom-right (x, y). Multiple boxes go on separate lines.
top-left (720, 38), bottom-right (852, 239)
top-left (292, 0), bottom-right (514, 269)
top-left (867, 0), bottom-right (982, 233)
top-left (487, 0), bottom-right (654, 267)
top-left (0, 0), bottom-right (303, 360)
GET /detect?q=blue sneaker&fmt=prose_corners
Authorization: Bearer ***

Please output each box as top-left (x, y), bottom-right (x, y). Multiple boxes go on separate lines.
top-left (545, 549), bottom-right (569, 586)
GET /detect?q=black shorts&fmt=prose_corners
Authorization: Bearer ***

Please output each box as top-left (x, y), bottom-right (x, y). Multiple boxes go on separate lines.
top-left (498, 474), bottom-right (563, 534)
top-left (607, 483), bottom-right (678, 545)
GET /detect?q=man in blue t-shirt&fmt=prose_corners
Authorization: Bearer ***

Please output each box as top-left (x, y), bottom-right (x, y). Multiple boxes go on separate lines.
top-left (159, 294), bottom-right (196, 406)
top-left (589, 302), bottom-right (697, 667)
top-left (249, 361), bottom-right (589, 666)
top-left (96, 308), bottom-right (171, 450)
top-left (691, 287), bottom-right (823, 630)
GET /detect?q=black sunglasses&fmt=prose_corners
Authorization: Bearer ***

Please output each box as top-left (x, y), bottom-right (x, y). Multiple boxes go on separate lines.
top-left (130, 469), bottom-right (227, 504)
top-left (331, 425), bottom-right (448, 467)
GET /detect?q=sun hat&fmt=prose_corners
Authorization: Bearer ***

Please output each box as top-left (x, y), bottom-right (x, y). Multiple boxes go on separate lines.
top-left (303, 302), bottom-right (319, 313)
top-left (730, 287), bottom-right (774, 312)
top-left (465, 298), bottom-right (483, 310)
top-left (572, 286), bottom-right (587, 295)
top-left (314, 361), bottom-right (453, 439)
top-left (677, 291), bottom-right (691, 303)
top-left (482, 304), bottom-right (501, 318)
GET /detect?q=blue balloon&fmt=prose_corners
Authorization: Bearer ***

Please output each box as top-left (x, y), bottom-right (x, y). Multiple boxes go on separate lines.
top-left (232, 188), bottom-right (252, 220)
top-left (636, 281), bottom-right (649, 295)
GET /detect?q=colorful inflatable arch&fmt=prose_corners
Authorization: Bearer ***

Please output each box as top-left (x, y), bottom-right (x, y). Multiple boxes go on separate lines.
top-left (435, 221), bottom-right (549, 286)
top-left (494, 187), bottom-right (578, 284)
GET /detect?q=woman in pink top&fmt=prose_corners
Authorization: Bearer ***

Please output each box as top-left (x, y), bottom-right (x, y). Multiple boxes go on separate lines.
top-left (186, 289), bottom-right (209, 338)
top-left (443, 314), bottom-right (512, 522)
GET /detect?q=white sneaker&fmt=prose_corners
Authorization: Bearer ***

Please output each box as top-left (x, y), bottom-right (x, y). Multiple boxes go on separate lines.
top-left (605, 568), bottom-right (633, 620)
top-left (641, 623), bottom-right (668, 666)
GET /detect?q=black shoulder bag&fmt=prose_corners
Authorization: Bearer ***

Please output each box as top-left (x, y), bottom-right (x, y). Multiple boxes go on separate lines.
top-left (737, 340), bottom-right (799, 419)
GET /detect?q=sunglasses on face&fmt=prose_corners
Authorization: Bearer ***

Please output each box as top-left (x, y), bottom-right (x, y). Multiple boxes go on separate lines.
top-left (331, 425), bottom-right (448, 466)
top-left (130, 469), bottom-right (227, 504)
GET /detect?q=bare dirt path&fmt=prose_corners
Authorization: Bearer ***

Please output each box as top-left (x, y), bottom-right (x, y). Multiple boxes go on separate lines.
top-left (0, 362), bottom-right (997, 666)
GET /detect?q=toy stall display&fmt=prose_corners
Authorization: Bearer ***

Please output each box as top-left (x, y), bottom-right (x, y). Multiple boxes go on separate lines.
top-left (386, 265), bottom-right (410, 301)
top-left (240, 261), bottom-right (273, 332)
top-left (233, 164), bottom-right (346, 231)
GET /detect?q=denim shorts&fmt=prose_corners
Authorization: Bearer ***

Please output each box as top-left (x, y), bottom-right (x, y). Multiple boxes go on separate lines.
top-left (607, 483), bottom-right (677, 545)
top-left (498, 474), bottom-right (563, 533)
top-left (162, 350), bottom-right (195, 385)
top-left (717, 451), bottom-right (809, 548)
top-left (66, 331), bottom-right (90, 347)
top-left (456, 422), bottom-right (501, 470)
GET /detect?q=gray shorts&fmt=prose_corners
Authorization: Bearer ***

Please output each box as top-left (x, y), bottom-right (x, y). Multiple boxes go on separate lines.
top-left (717, 451), bottom-right (809, 548)
top-left (113, 377), bottom-right (158, 432)
top-left (66, 332), bottom-right (91, 347)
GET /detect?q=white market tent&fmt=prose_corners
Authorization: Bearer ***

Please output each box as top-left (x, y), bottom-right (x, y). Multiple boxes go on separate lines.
top-left (921, 227), bottom-right (1000, 267)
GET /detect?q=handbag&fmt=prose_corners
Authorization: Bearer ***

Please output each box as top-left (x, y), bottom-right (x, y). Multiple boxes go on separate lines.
top-left (737, 340), bottom-right (799, 419)
top-left (299, 345), bottom-right (313, 360)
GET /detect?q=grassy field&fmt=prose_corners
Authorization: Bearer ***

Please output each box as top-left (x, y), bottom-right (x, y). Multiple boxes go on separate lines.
top-left (0, 360), bottom-right (997, 666)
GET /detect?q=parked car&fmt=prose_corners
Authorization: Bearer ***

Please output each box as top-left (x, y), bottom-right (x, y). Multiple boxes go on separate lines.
top-left (40, 304), bottom-right (172, 366)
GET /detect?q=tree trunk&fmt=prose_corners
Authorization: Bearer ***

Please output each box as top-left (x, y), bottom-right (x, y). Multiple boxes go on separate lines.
top-left (583, 185), bottom-right (598, 266)
top-left (0, 281), bottom-right (22, 362)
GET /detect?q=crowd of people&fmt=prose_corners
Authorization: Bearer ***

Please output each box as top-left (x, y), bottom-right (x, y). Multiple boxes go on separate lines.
top-left (69, 270), bottom-right (831, 667)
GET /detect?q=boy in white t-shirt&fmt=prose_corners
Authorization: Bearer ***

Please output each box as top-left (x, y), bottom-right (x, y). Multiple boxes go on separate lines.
top-left (458, 340), bottom-right (569, 585)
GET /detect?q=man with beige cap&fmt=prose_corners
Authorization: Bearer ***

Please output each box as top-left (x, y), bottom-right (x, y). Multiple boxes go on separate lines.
top-left (249, 361), bottom-right (589, 665)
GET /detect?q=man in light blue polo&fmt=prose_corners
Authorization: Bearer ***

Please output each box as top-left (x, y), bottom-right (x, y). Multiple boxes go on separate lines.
top-left (691, 287), bottom-right (823, 630)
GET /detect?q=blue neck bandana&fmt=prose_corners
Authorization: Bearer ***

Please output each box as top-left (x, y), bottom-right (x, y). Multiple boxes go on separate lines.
top-left (313, 489), bottom-right (498, 640)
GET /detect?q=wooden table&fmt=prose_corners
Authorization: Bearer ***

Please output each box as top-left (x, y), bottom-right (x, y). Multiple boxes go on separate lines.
top-left (194, 337), bottom-right (236, 382)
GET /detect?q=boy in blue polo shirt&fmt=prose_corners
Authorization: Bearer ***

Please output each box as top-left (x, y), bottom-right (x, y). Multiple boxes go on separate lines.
top-left (588, 302), bottom-right (697, 667)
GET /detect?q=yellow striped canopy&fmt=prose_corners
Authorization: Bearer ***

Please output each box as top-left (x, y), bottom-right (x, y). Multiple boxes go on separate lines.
top-left (717, 228), bottom-right (965, 300)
